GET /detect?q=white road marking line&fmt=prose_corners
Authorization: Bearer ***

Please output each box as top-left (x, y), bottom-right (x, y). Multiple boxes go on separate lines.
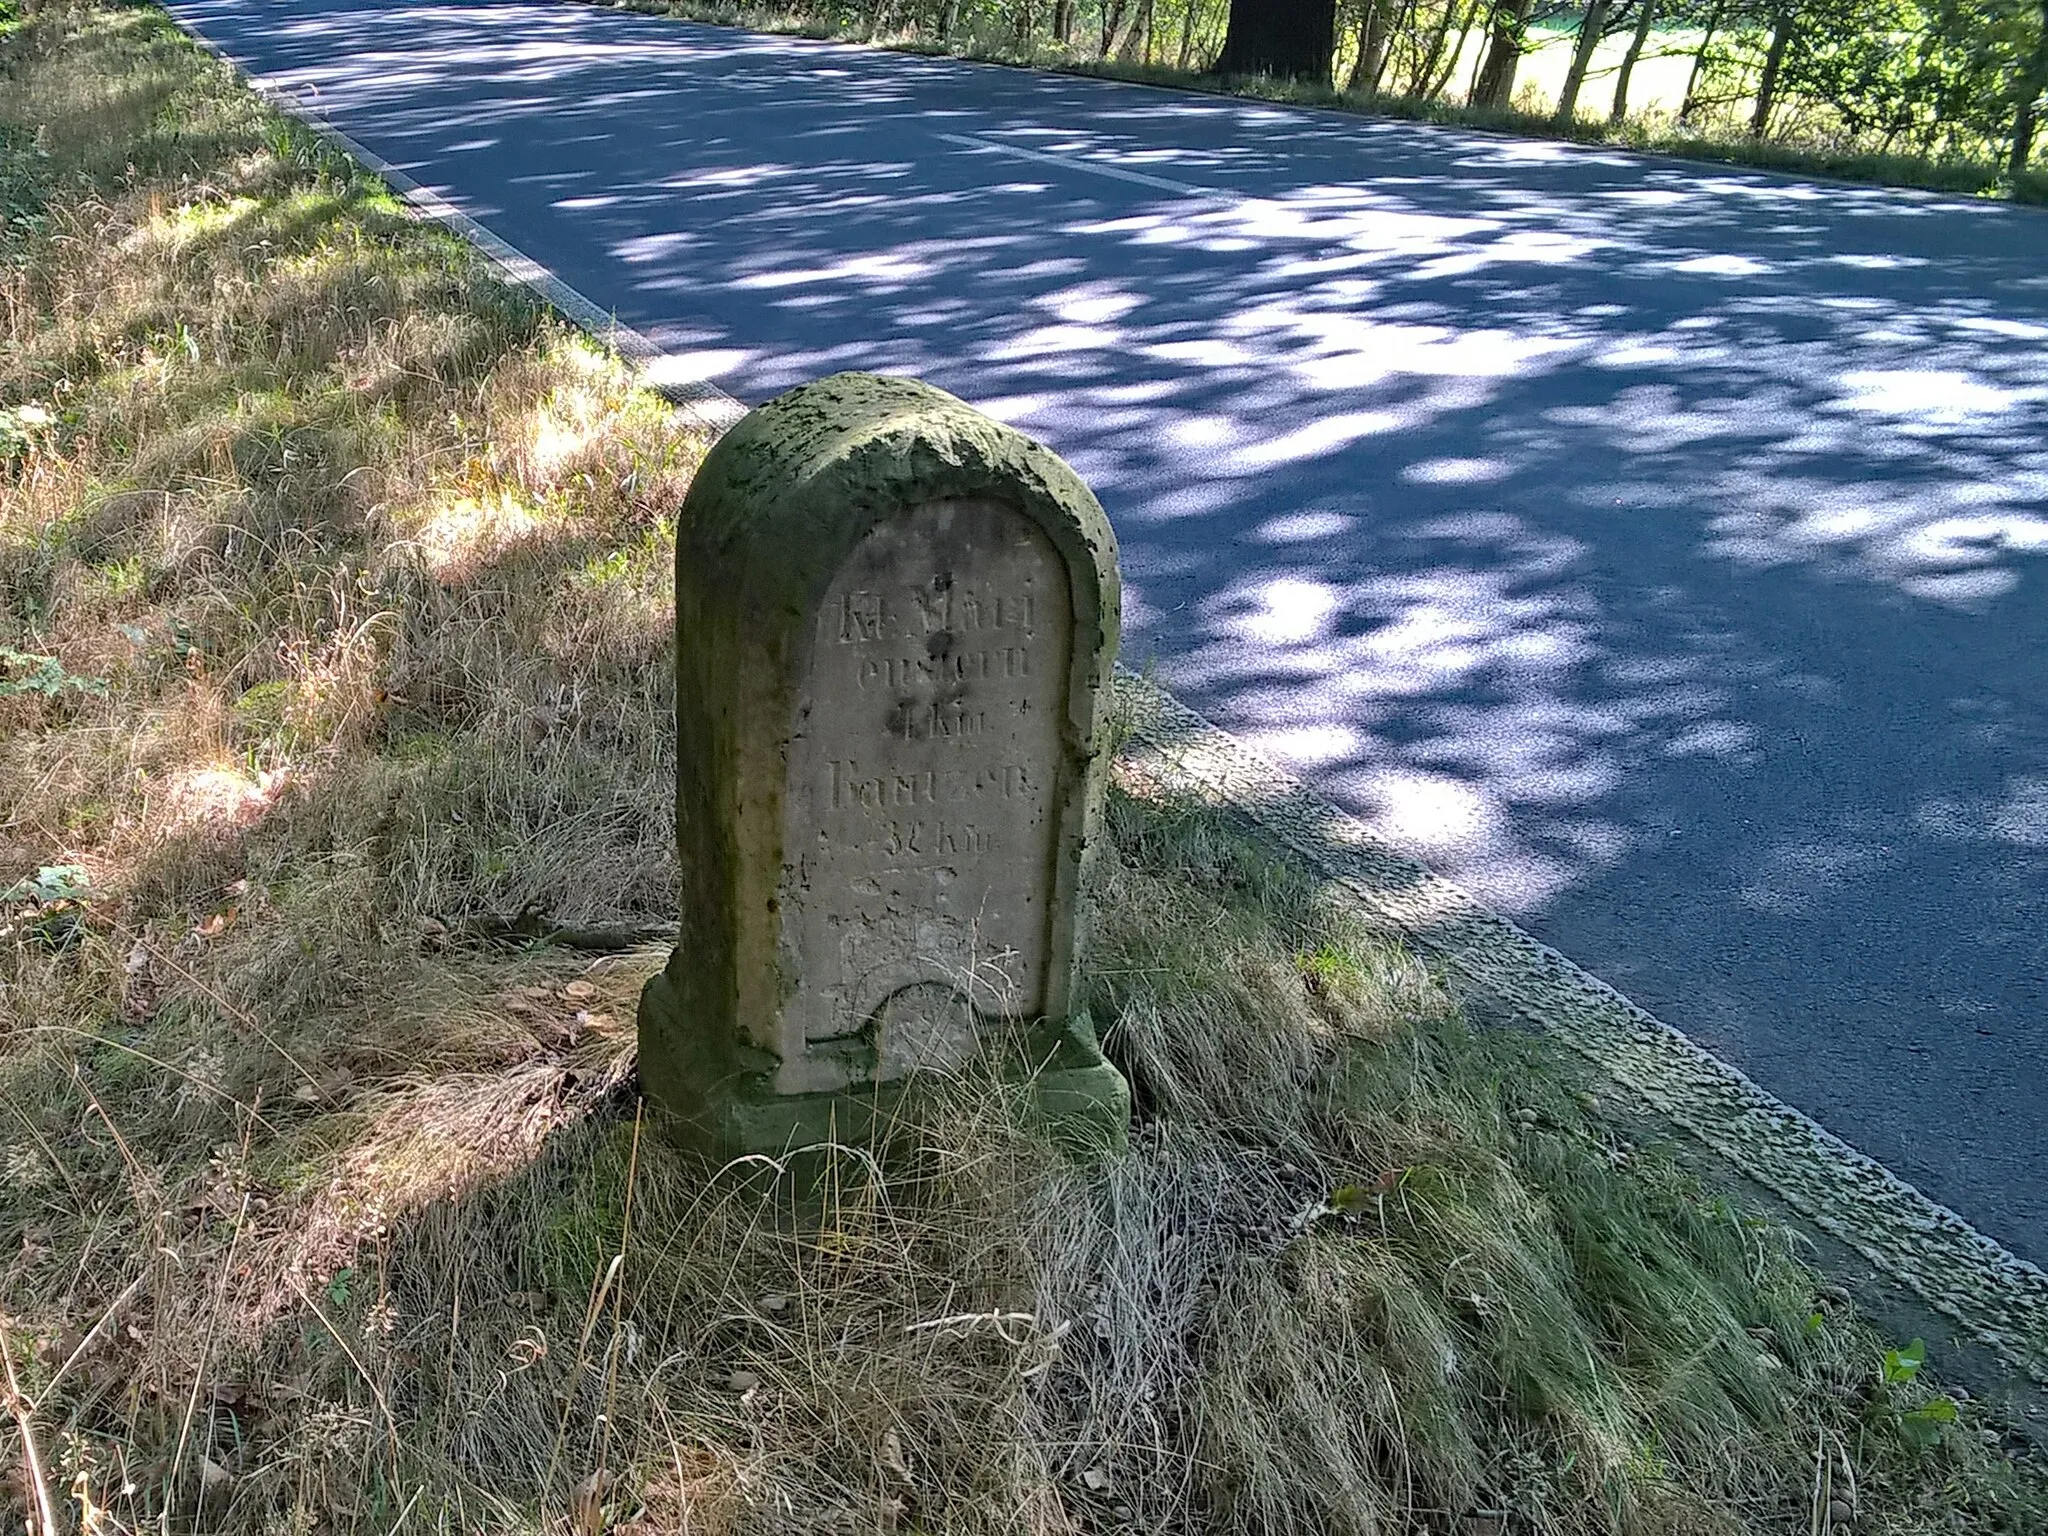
top-left (935, 131), bottom-right (1208, 196)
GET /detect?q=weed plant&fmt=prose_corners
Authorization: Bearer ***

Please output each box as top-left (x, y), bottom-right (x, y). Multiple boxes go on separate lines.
top-left (1, 4), bottom-right (2045, 1533)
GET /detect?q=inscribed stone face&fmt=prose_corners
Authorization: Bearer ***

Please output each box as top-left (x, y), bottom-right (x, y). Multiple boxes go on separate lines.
top-left (779, 497), bottom-right (1072, 1091)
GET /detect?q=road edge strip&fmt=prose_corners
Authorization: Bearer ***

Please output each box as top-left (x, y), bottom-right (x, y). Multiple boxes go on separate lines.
top-left (1112, 672), bottom-right (2048, 1382)
top-left (169, 1), bottom-right (2048, 1386)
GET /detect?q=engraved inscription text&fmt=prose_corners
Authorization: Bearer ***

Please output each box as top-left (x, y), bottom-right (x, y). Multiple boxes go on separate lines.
top-left (781, 499), bottom-right (1071, 1083)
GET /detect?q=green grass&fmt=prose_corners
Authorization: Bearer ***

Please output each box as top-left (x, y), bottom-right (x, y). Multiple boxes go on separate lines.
top-left (2, 3), bottom-right (2045, 1533)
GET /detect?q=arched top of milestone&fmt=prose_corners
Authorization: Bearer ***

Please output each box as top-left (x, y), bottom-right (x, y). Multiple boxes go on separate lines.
top-left (677, 371), bottom-right (1120, 669)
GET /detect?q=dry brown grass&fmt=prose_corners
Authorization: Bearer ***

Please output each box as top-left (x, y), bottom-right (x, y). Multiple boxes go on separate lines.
top-left (2, 5), bottom-right (2045, 1534)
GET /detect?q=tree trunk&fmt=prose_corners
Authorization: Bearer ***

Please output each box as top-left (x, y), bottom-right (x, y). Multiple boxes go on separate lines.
top-left (1346, 0), bottom-right (1384, 90)
top-left (1178, 0), bottom-right (1201, 67)
top-left (1678, 2), bottom-right (1720, 122)
top-left (1211, 0), bottom-right (1339, 80)
top-left (1101, 0), bottom-right (1129, 55)
top-left (1609, 0), bottom-right (1657, 122)
top-left (1554, 0), bottom-right (1613, 121)
top-left (1749, 7), bottom-right (1794, 138)
top-left (2010, 3), bottom-right (2048, 179)
top-left (938, 0), bottom-right (960, 42)
top-left (1432, 0), bottom-right (1487, 96)
top-left (1471, 0), bottom-right (1534, 108)
top-left (1053, 0), bottom-right (1075, 44)
top-left (1371, 0), bottom-right (1418, 92)
top-left (1119, 0), bottom-right (1157, 61)
top-left (1410, 0), bottom-right (1462, 95)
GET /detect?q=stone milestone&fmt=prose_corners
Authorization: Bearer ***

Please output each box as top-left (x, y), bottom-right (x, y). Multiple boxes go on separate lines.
top-left (638, 373), bottom-right (1129, 1155)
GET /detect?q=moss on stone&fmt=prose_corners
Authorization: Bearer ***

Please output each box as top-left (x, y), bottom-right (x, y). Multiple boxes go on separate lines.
top-left (639, 372), bottom-right (1127, 1157)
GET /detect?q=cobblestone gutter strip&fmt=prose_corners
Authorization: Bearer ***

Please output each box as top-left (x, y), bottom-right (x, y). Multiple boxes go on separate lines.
top-left (1111, 669), bottom-right (2048, 1384)
top-left (173, 0), bottom-right (2048, 1391)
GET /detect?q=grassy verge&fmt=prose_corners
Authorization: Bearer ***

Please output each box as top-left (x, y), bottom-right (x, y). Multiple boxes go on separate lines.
top-left (2, 4), bottom-right (2045, 1532)
top-left (607, 0), bottom-right (2048, 207)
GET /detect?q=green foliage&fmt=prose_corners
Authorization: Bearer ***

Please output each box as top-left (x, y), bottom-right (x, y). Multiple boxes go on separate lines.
top-left (1868, 1336), bottom-right (1971, 1450)
top-left (0, 863), bottom-right (92, 950)
top-left (1881, 1335), bottom-right (1927, 1385)
top-left (1900, 1394), bottom-right (1961, 1447)
top-left (650, 0), bottom-right (2048, 190)
top-left (0, 124), bottom-right (47, 247)
top-left (0, 863), bottom-right (91, 906)
top-left (0, 645), bottom-right (106, 698)
top-left (324, 1265), bottom-right (355, 1310)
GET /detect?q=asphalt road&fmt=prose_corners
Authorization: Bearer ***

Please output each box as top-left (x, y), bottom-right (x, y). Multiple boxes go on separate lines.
top-left (168, 0), bottom-right (2048, 1263)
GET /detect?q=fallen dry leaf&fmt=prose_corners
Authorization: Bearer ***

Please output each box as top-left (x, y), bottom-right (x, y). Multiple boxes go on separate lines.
top-left (878, 1427), bottom-right (912, 1485)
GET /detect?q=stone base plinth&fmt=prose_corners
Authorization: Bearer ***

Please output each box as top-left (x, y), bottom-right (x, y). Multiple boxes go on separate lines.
top-left (637, 970), bottom-right (1129, 1160)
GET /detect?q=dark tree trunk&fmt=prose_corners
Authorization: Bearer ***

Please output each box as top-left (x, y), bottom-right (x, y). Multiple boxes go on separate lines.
top-left (1554, 0), bottom-right (1613, 121)
top-left (1749, 7), bottom-right (1795, 137)
top-left (1212, 0), bottom-right (1339, 80)
top-left (1609, 0), bottom-right (1657, 122)
top-left (1471, 0), bottom-right (1534, 108)
top-left (1053, 0), bottom-right (1075, 44)
top-left (2011, 3), bottom-right (2048, 179)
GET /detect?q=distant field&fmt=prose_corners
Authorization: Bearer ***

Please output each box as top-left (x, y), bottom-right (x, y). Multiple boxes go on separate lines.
top-left (1350, 25), bottom-right (1713, 118)
top-left (1524, 24), bottom-right (1708, 115)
